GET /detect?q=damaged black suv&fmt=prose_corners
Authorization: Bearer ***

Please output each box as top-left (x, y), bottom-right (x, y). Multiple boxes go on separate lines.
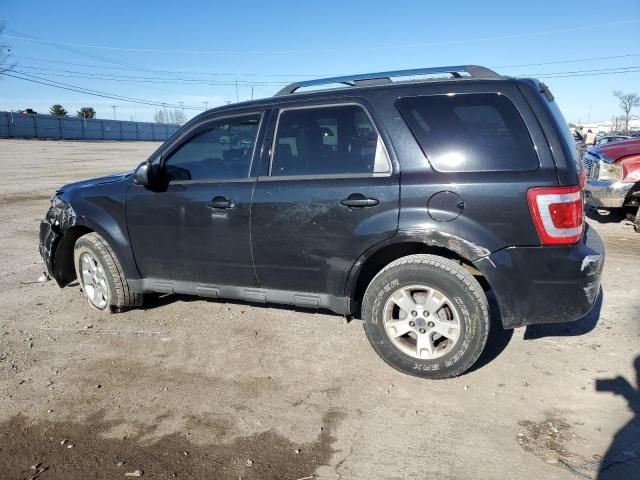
top-left (39, 65), bottom-right (604, 379)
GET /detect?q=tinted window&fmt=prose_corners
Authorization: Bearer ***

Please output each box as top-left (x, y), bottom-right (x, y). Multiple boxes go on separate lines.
top-left (164, 114), bottom-right (261, 181)
top-left (271, 104), bottom-right (390, 176)
top-left (397, 94), bottom-right (538, 172)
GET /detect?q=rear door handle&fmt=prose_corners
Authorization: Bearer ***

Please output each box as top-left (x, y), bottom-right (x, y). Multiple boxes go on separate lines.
top-left (340, 195), bottom-right (379, 208)
top-left (207, 196), bottom-right (235, 209)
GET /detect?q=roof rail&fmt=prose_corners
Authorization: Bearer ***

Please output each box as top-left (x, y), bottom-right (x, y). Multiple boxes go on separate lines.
top-left (274, 65), bottom-right (502, 96)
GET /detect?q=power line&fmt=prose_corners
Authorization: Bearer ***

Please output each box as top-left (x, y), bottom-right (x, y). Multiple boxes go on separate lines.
top-left (528, 68), bottom-right (640, 79)
top-left (518, 65), bottom-right (640, 77)
top-left (5, 30), bottom-right (184, 74)
top-left (12, 65), bottom-right (289, 85)
top-left (496, 52), bottom-right (640, 69)
top-left (7, 20), bottom-right (640, 55)
top-left (13, 51), bottom-right (640, 81)
top-left (13, 55), bottom-right (329, 77)
top-left (0, 71), bottom-right (205, 109)
top-left (10, 63), bottom-right (640, 91)
top-left (3, 63), bottom-right (639, 113)
top-left (16, 64), bottom-right (639, 87)
top-left (17, 61), bottom-right (640, 84)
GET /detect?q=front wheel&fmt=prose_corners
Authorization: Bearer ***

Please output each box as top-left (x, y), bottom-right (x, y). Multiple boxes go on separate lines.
top-left (362, 254), bottom-right (489, 379)
top-left (73, 232), bottom-right (143, 312)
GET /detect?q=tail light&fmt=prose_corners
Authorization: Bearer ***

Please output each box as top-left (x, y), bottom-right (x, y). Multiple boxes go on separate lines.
top-left (527, 185), bottom-right (584, 245)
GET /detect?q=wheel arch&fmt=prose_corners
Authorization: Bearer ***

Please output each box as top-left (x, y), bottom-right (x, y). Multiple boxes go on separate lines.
top-left (52, 216), bottom-right (140, 287)
top-left (53, 225), bottom-right (94, 286)
top-left (345, 237), bottom-right (491, 312)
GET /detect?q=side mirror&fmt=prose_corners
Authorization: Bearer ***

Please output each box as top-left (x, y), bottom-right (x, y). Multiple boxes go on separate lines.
top-left (133, 161), bottom-right (152, 186)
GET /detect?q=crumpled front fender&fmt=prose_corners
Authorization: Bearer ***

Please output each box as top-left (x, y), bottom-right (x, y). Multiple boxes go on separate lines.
top-left (39, 220), bottom-right (61, 283)
top-left (38, 200), bottom-right (79, 287)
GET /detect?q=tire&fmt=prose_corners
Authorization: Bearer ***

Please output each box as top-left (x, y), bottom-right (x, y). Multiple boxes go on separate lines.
top-left (362, 254), bottom-right (489, 379)
top-left (634, 208), bottom-right (640, 233)
top-left (73, 232), bottom-right (143, 312)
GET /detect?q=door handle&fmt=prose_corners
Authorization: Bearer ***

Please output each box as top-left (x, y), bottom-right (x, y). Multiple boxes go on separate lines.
top-left (207, 196), bottom-right (235, 209)
top-left (340, 195), bottom-right (379, 208)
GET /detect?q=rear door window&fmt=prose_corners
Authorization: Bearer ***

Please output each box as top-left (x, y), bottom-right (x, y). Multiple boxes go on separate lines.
top-left (270, 104), bottom-right (390, 177)
top-left (396, 93), bottom-right (538, 172)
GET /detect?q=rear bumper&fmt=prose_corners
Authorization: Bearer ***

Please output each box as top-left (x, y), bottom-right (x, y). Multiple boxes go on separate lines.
top-left (585, 179), bottom-right (633, 209)
top-left (475, 225), bottom-right (604, 329)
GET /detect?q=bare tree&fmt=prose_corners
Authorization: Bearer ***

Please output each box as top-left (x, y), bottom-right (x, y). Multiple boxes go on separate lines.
top-left (613, 90), bottom-right (640, 134)
top-left (0, 22), bottom-right (16, 75)
top-left (169, 108), bottom-right (186, 125)
top-left (154, 108), bottom-right (186, 125)
top-left (153, 109), bottom-right (166, 124)
top-left (610, 115), bottom-right (625, 134)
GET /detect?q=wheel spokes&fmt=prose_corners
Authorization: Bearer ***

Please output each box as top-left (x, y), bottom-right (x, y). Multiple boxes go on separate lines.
top-left (387, 319), bottom-right (414, 338)
top-left (391, 289), bottom-right (417, 316)
top-left (80, 253), bottom-right (108, 309)
top-left (383, 284), bottom-right (462, 361)
top-left (416, 332), bottom-right (435, 359)
top-left (424, 289), bottom-right (446, 315)
top-left (431, 319), bottom-right (460, 341)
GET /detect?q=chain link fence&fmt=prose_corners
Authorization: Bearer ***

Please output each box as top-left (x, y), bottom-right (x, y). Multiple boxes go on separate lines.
top-left (0, 111), bottom-right (181, 141)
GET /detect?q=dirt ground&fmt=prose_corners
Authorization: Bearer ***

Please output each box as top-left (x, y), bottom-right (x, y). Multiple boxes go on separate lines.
top-left (0, 139), bottom-right (638, 480)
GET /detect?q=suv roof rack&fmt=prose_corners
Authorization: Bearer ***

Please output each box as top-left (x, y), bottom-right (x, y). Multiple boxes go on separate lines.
top-left (274, 65), bottom-right (503, 96)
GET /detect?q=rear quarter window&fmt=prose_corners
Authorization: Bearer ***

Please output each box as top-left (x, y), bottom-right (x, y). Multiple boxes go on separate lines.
top-left (396, 93), bottom-right (539, 172)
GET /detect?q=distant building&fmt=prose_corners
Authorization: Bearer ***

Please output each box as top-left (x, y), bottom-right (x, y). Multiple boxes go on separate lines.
top-left (575, 119), bottom-right (640, 134)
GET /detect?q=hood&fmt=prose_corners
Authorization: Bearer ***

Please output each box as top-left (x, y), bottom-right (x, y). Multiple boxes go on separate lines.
top-left (590, 138), bottom-right (640, 163)
top-left (56, 171), bottom-right (132, 194)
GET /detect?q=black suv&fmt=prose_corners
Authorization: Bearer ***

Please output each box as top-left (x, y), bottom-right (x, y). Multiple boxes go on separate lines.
top-left (39, 65), bottom-right (604, 379)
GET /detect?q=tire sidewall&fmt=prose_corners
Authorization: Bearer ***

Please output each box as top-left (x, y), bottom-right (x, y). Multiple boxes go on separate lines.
top-left (363, 261), bottom-right (488, 378)
top-left (73, 239), bottom-right (116, 312)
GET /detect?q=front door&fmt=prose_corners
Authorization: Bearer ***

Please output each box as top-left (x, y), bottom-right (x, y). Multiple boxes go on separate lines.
top-left (126, 111), bottom-right (266, 286)
top-left (251, 102), bottom-right (400, 297)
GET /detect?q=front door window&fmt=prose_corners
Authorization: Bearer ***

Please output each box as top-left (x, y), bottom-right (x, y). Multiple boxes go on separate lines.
top-left (164, 114), bottom-right (261, 182)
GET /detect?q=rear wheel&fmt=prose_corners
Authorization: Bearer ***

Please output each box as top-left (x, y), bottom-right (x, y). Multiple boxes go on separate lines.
top-left (362, 254), bottom-right (489, 379)
top-left (73, 232), bottom-right (142, 312)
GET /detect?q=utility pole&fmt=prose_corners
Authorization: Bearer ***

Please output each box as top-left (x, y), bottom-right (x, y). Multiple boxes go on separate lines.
top-left (111, 105), bottom-right (117, 120)
top-left (179, 101), bottom-right (184, 114)
top-left (251, 85), bottom-right (254, 100)
top-left (235, 77), bottom-right (239, 103)
top-left (203, 101), bottom-right (209, 111)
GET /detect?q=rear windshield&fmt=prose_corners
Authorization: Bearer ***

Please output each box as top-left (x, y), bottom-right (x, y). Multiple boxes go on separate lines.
top-left (396, 93), bottom-right (539, 172)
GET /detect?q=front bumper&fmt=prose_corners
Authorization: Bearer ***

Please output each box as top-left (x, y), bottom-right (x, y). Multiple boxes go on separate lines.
top-left (475, 225), bottom-right (604, 329)
top-left (585, 179), bottom-right (633, 209)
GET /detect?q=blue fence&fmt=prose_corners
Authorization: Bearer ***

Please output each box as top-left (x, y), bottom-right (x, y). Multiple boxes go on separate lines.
top-left (0, 111), bottom-right (181, 141)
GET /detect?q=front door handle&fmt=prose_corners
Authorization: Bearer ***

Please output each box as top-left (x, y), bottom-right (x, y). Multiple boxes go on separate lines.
top-left (340, 194), bottom-right (379, 208)
top-left (207, 196), bottom-right (235, 209)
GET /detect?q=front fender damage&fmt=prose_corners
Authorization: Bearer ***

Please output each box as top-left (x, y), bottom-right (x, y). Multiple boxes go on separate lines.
top-left (39, 200), bottom-right (77, 286)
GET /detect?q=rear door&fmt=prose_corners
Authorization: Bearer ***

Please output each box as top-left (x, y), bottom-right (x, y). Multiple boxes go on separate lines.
top-left (251, 100), bottom-right (400, 298)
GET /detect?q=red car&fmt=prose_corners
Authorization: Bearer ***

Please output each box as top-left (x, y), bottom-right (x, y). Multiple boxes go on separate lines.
top-left (584, 138), bottom-right (640, 231)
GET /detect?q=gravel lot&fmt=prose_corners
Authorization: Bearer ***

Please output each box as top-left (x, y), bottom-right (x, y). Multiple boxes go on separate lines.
top-left (0, 139), bottom-right (638, 480)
